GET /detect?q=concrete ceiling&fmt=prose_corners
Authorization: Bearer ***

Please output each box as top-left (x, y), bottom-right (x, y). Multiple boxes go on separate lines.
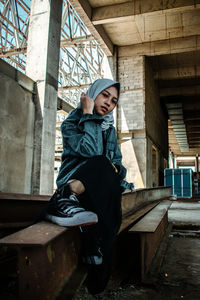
top-left (71, 0), bottom-right (200, 156)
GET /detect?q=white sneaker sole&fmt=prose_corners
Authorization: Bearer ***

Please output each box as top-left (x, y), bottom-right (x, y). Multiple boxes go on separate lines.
top-left (45, 211), bottom-right (98, 227)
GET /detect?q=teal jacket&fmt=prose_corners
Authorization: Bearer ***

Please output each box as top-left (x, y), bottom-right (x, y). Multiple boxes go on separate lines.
top-left (56, 108), bottom-right (134, 192)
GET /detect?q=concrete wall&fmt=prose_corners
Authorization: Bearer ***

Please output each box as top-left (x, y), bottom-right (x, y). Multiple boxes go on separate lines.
top-left (0, 60), bottom-right (36, 193)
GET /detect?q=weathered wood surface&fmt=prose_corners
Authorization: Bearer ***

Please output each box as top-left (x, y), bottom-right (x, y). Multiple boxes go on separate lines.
top-left (129, 201), bottom-right (172, 233)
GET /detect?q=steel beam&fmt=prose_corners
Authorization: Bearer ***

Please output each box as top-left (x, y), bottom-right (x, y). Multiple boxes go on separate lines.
top-left (0, 187), bottom-right (171, 298)
top-left (0, 0), bottom-right (105, 105)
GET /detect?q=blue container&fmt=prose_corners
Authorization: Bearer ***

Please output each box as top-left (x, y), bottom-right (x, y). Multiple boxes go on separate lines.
top-left (164, 168), bottom-right (192, 198)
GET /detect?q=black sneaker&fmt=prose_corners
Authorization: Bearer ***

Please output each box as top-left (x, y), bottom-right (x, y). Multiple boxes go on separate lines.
top-left (45, 190), bottom-right (98, 227)
top-left (82, 247), bottom-right (103, 265)
top-left (80, 227), bottom-right (103, 265)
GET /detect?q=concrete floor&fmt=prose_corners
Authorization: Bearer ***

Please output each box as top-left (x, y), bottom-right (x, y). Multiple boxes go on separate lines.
top-left (75, 200), bottom-right (200, 300)
top-left (168, 201), bottom-right (200, 226)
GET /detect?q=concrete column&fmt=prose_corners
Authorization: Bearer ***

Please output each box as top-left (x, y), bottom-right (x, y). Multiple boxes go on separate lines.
top-left (106, 46), bottom-right (118, 81)
top-left (118, 55), bottom-right (146, 188)
top-left (196, 154), bottom-right (199, 178)
top-left (172, 155), bottom-right (177, 169)
top-left (26, 0), bottom-right (62, 194)
top-left (169, 152), bottom-right (173, 168)
top-left (117, 55), bottom-right (168, 188)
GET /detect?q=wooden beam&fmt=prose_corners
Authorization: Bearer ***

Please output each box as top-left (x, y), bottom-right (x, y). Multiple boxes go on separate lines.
top-left (70, 0), bottom-right (114, 56)
top-left (119, 35), bottom-right (200, 57)
top-left (92, 0), bottom-right (200, 25)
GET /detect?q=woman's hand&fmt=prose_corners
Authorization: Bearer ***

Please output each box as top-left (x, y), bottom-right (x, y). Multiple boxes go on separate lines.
top-left (81, 92), bottom-right (94, 114)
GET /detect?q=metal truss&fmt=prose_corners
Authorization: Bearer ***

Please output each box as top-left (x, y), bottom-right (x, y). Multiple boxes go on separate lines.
top-left (0, 0), bottom-right (105, 106)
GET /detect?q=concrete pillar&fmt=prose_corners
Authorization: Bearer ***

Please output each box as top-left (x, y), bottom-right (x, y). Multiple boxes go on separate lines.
top-left (118, 55), bottom-right (146, 188)
top-left (169, 152), bottom-right (173, 168)
top-left (106, 46), bottom-right (118, 81)
top-left (172, 155), bottom-right (177, 169)
top-left (26, 0), bottom-right (62, 194)
top-left (117, 55), bottom-right (168, 188)
top-left (196, 154), bottom-right (199, 178)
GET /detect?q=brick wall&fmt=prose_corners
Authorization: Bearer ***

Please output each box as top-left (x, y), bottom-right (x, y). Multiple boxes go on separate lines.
top-left (118, 56), bottom-right (145, 131)
top-left (117, 54), bottom-right (168, 188)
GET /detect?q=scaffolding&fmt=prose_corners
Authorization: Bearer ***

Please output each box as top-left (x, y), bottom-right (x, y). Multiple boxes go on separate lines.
top-left (0, 0), bottom-right (105, 106)
top-left (0, 0), bottom-right (106, 177)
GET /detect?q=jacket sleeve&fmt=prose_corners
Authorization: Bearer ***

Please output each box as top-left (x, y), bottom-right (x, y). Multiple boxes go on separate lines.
top-left (111, 129), bottom-right (135, 192)
top-left (110, 129), bottom-right (127, 180)
top-left (61, 113), bottom-right (104, 158)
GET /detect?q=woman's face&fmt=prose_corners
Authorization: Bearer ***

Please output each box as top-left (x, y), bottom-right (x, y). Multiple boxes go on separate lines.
top-left (94, 86), bottom-right (118, 116)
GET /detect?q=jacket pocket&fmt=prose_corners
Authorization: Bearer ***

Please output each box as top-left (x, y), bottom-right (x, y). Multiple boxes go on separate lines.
top-left (106, 141), bottom-right (115, 151)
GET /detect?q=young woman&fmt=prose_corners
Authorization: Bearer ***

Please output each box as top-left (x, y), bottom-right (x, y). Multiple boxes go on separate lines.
top-left (45, 78), bottom-right (134, 294)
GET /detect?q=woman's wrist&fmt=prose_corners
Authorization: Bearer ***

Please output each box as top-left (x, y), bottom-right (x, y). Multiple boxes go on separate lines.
top-left (83, 110), bottom-right (93, 115)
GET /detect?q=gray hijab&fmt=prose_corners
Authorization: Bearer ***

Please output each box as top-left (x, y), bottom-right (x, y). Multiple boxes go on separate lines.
top-left (78, 78), bottom-right (120, 131)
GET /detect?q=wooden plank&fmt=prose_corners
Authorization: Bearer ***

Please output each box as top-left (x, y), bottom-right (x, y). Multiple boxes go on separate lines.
top-left (0, 191), bottom-right (172, 299)
top-left (121, 187), bottom-right (171, 216)
top-left (144, 223), bottom-right (173, 282)
top-left (0, 187), bottom-right (171, 225)
top-left (0, 192), bottom-right (50, 202)
top-left (0, 221), bottom-right (68, 246)
top-left (0, 202), bottom-right (162, 246)
top-left (120, 201), bottom-right (160, 233)
top-left (140, 212), bottom-right (168, 280)
top-left (17, 231), bottom-right (80, 300)
top-left (129, 201), bottom-right (172, 233)
top-left (0, 222), bottom-right (81, 300)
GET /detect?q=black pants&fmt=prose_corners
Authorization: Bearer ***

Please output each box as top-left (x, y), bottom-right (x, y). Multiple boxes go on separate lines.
top-left (69, 155), bottom-right (122, 294)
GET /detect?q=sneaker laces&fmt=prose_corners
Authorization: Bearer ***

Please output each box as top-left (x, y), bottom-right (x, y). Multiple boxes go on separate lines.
top-left (57, 194), bottom-right (85, 215)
